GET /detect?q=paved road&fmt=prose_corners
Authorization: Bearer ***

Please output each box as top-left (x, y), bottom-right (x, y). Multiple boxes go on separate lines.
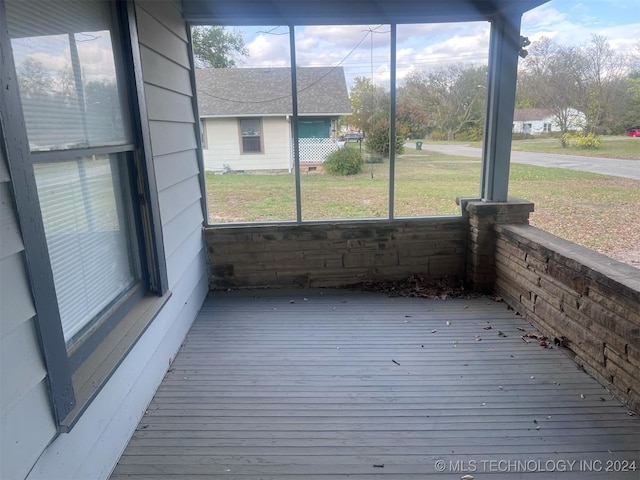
top-left (411, 143), bottom-right (640, 180)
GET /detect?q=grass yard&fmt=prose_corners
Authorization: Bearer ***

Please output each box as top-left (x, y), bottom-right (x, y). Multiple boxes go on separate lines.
top-left (471, 135), bottom-right (640, 160)
top-left (206, 148), bottom-right (640, 267)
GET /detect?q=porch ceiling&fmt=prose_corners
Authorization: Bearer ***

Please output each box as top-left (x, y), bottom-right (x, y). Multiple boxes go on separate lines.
top-left (182, 0), bottom-right (549, 25)
top-left (112, 289), bottom-right (640, 478)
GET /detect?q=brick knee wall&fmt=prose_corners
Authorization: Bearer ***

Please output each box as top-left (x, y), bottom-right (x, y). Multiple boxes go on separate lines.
top-left (205, 218), bottom-right (467, 289)
top-left (494, 223), bottom-right (640, 413)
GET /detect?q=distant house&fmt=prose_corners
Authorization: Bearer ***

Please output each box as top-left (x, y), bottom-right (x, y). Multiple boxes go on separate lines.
top-left (196, 67), bottom-right (351, 172)
top-left (513, 107), bottom-right (586, 135)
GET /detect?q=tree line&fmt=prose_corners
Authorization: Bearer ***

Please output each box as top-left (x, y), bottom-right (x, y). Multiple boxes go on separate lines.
top-left (345, 35), bottom-right (640, 142)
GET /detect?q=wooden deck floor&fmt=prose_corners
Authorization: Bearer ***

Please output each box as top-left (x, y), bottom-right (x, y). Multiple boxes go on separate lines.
top-left (112, 289), bottom-right (640, 479)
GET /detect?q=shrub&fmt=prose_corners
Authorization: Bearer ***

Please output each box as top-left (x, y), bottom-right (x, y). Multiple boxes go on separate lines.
top-left (366, 118), bottom-right (405, 157)
top-left (562, 131), bottom-right (602, 149)
top-left (323, 147), bottom-right (364, 175)
top-left (428, 130), bottom-right (447, 141)
top-left (456, 126), bottom-right (483, 142)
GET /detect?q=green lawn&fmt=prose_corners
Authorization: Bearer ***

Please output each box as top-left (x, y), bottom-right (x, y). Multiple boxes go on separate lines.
top-left (206, 148), bottom-right (640, 266)
top-left (465, 135), bottom-right (640, 160)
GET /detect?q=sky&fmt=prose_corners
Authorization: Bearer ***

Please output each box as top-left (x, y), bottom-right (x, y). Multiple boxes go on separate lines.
top-left (232, 0), bottom-right (640, 89)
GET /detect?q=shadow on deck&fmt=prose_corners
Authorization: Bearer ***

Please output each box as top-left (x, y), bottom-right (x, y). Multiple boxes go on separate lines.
top-left (112, 289), bottom-right (640, 479)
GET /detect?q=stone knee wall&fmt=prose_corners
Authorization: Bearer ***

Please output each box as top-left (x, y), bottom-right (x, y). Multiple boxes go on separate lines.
top-left (205, 218), bottom-right (467, 289)
top-left (494, 223), bottom-right (640, 413)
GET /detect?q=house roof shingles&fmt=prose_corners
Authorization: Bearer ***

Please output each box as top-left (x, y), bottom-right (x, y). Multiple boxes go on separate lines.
top-left (196, 66), bottom-right (351, 117)
top-left (512, 108), bottom-right (555, 122)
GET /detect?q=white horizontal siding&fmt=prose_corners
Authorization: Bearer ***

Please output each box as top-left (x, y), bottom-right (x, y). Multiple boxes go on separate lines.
top-left (1, 381), bottom-right (57, 480)
top-left (0, 116), bottom-right (57, 479)
top-left (202, 117), bottom-right (292, 171)
top-left (165, 223), bottom-right (204, 288)
top-left (0, 252), bottom-right (36, 337)
top-left (0, 317), bottom-right (47, 417)
top-left (158, 175), bottom-right (202, 226)
top-left (162, 199), bottom-right (203, 260)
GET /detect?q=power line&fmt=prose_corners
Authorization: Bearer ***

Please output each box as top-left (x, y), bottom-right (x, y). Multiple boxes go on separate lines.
top-left (198, 27), bottom-right (378, 104)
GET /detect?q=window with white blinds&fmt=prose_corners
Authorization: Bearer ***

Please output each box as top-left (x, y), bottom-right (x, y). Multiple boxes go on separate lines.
top-left (33, 156), bottom-right (137, 343)
top-left (7, 0), bottom-right (140, 347)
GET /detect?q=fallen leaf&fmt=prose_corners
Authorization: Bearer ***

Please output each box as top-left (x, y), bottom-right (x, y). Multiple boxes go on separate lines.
top-left (498, 331), bottom-right (506, 337)
top-left (392, 359), bottom-right (401, 366)
top-left (483, 325), bottom-right (492, 330)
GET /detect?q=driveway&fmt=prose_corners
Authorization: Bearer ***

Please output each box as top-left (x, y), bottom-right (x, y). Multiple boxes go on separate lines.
top-left (411, 143), bottom-right (640, 180)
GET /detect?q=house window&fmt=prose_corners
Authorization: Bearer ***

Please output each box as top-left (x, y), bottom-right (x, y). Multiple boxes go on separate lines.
top-left (4, 0), bottom-right (167, 427)
top-left (240, 118), bottom-right (262, 153)
top-left (543, 123), bottom-right (551, 133)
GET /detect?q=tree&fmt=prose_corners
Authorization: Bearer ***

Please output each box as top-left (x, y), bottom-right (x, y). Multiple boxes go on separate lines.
top-left (517, 35), bottom-right (634, 135)
top-left (518, 38), bottom-right (587, 134)
top-left (345, 76), bottom-right (389, 135)
top-left (412, 65), bottom-right (487, 140)
top-left (17, 58), bottom-right (51, 98)
top-left (191, 26), bottom-right (248, 68)
top-left (365, 118), bottom-right (405, 157)
top-left (396, 96), bottom-right (429, 139)
top-left (582, 35), bottom-right (629, 133)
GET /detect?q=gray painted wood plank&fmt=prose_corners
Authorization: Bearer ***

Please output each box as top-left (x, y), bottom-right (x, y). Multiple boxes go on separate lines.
top-left (140, 45), bottom-right (192, 96)
top-left (0, 182), bottom-right (24, 260)
top-left (112, 290), bottom-right (640, 478)
top-left (136, 7), bottom-right (190, 68)
top-left (144, 84), bottom-right (194, 123)
top-left (149, 120), bottom-right (197, 158)
top-left (136, 0), bottom-right (188, 42)
top-left (154, 150), bottom-right (200, 191)
top-left (158, 176), bottom-right (201, 226)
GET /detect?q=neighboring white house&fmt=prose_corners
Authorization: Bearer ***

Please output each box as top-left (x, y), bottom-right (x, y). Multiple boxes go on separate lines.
top-left (513, 108), bottom-right (586, 134)
top-left (196, 67), bottom-right (351, 172)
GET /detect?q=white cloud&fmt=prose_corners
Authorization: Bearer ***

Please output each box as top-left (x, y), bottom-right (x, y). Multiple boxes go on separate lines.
top-left (246, 33), bottom-right (290, 66)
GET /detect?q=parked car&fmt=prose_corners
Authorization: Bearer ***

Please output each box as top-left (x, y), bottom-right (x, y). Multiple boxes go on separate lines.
top-left (626, 127), bottom-right (640, 137)
top-left (343, 132), bottom-right (364, 142)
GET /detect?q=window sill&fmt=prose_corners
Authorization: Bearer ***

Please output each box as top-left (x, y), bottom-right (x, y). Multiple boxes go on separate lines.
top-left (59, 291), bottom-right (171, 432)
